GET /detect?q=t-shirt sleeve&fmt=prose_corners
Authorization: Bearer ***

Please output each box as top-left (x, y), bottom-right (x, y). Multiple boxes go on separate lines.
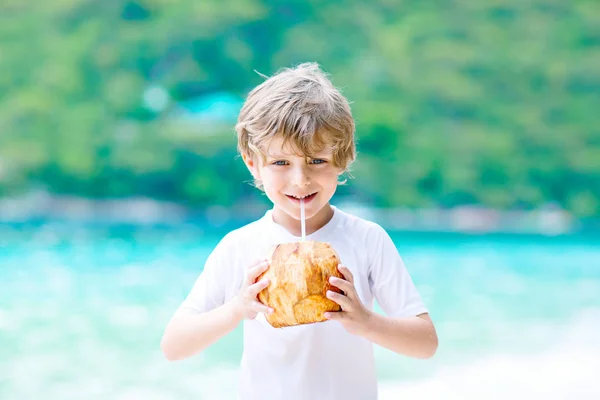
top-left (368, 224), bottom-right (428, 318)
top-left (174, 235), bottom-right (236, 316)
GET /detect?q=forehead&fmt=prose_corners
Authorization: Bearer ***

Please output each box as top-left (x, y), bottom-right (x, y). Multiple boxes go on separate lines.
top-left (263, 135), bottom-right (332, 157)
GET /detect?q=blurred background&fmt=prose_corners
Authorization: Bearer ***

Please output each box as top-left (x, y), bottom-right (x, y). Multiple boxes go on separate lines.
top-left (1, 1), bottom-right (599, 399)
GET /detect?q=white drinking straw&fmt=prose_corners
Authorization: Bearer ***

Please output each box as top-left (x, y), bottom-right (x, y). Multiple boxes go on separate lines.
top-left (300, 198), bottom-right (306, 241)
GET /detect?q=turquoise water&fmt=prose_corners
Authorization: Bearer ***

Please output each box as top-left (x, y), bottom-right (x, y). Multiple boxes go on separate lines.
top-left (1, 223), bottom-right (599, 399)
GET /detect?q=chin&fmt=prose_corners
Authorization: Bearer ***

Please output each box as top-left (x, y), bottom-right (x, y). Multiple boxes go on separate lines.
top-left (300, 206), bottom-right (325, 221)
top-left (282, 205), bottom-right (313, 221)
top-left (291, 209), bottom-right (313, 220)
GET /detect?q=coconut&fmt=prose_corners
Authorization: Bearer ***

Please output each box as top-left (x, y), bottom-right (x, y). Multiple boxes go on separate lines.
top-left (257, 241), bottom-right (344, 328)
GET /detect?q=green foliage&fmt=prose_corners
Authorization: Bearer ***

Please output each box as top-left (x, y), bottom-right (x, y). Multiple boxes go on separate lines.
top-left (0, 1), bottom-right (598, 216)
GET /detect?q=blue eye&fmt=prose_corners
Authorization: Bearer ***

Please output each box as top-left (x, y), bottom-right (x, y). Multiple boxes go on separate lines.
top-left (272, 160), bottom-right (288, 166)
top-left (310, 159), bottom-right (326, 165)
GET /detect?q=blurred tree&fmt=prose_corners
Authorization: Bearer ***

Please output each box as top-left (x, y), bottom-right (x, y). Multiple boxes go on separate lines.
top-left (0, 0), bottom-right (598, 216)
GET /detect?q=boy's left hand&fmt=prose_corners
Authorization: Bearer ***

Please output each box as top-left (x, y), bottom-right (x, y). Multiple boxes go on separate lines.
top-left (324, 264), bottom-right (372, 336)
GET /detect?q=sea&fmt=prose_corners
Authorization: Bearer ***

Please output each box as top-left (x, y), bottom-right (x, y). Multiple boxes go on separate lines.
top-left (1, 220), bottom-right (599, 399)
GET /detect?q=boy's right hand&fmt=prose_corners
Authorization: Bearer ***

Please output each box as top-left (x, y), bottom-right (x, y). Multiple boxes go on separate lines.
top-left (232, 260), bottom-right (273, 321)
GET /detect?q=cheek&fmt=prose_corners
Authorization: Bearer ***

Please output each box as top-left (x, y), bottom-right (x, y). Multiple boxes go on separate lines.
top-left (319, 169), bottom-right (341, 186)
top-left (260, 170), bottom-right (285, 190)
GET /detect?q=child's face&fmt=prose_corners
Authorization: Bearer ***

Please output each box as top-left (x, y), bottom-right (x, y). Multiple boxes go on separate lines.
top-left (244, 135), bottom-right (343, 223)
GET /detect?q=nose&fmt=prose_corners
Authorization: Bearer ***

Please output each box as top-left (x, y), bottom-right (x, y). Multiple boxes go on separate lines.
top-left (290, 165), bottom-right (311, 187)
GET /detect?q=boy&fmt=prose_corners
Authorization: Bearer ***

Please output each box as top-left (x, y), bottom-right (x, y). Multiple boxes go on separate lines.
top-left (161, 62), bottom-right (438, 399)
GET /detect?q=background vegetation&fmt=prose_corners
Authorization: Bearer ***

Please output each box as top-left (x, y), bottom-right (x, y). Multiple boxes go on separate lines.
top-left (1, 0), bottom-right (598, 216)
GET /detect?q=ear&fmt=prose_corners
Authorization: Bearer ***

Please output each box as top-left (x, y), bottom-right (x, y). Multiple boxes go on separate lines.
top-left (242, 152), bottom-right (260, 180)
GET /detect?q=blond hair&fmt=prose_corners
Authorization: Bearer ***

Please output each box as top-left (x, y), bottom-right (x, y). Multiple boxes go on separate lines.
top-left (236, 62), bottom-right (356, 187)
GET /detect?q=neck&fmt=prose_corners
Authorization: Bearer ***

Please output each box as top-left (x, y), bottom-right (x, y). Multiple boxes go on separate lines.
top-left (272, 204), bottom-right (334, 237)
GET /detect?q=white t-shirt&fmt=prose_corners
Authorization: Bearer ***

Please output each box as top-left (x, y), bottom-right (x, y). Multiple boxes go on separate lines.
top-left (176, 206), bottom-right (428, 400)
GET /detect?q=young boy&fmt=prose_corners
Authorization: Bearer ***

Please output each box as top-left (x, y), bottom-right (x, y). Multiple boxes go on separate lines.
top-left (161, 62), bottom-right (438, 399)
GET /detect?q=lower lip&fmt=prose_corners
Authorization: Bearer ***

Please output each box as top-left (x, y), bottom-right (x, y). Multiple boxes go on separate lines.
top-left (286, 193), bottom-right (317, 204)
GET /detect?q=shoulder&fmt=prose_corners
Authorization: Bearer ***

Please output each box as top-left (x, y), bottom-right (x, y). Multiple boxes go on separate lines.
top-left (213, 216), bottom-right (267, 253)
top-left (333, 208), bottom-right (395, 266)
top-left (207, 215), bottom-right (272, 269)
top-left (220, 216), bottom-right (265, 243)
top-left (334, 208), bottom-right (398, 272)
top-left (335, 207), bottom-right (389, 242)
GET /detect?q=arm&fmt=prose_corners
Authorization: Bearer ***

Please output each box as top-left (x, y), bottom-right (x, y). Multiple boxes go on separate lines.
top-left (365, 225), bottom-right (438, 358)
top-left (361, 312), bottom-right (438, 359)
top-left (326, 268), bottom-right (438, 359)
top-left (161, 299), bottom-right (243, 361)
top-left (161, 260), bottom-right (272, 361)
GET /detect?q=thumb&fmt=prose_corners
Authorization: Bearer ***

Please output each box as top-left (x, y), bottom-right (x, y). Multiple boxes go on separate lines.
top-left (324, 311), bottom-right (345, 321)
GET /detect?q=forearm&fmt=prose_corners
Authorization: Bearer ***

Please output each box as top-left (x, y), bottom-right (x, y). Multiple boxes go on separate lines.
top-left (161, 299), bottom-right (242, 361)
top-left (361, 312), bottom-right (438, 359)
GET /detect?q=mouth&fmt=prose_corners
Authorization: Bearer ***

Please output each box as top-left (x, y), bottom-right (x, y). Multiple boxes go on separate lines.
top-left (286, 192), bottom-right (318, 203)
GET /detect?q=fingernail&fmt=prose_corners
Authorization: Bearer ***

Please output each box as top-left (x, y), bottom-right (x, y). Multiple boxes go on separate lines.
top-left (326, 290), bottom-right (332, 298)
top-left (329, 277), bottom-right (336, 283)
top-left (269, 308), bottom-right (274, 314)
top-left (324, 312), bottom-right (330, 318)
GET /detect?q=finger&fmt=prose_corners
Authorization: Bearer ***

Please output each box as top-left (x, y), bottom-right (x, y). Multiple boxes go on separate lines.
top-left (245, 258), bottom-right (266, 272)
top-left (337, 264), bottom-right (354, 284)
top-left (324, 310), bottom-right (348, 321)
top-left (245, 261), bottom-right (269, 285)
top-left (247, 278), bottom-right (270, 298)
top-left (328, 276), bottom-right (357, 300)
top-left (326, 290), bottom-right (353, 311)
top-left (250, 300), bottom-right (274, 314)
top-left (248, 258), bottom-right (266, 268)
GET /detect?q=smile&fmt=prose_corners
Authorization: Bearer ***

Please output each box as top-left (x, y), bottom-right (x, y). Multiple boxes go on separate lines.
top-left (286, 192), bottom-right (318, 203)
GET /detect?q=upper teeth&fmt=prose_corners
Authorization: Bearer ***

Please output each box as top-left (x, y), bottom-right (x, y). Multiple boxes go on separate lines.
top-left (292, 193), bottom-right (313, 199)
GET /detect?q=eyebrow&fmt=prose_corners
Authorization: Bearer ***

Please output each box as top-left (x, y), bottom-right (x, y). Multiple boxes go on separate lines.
top-left (267, 150), bottom-right (332, 158)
